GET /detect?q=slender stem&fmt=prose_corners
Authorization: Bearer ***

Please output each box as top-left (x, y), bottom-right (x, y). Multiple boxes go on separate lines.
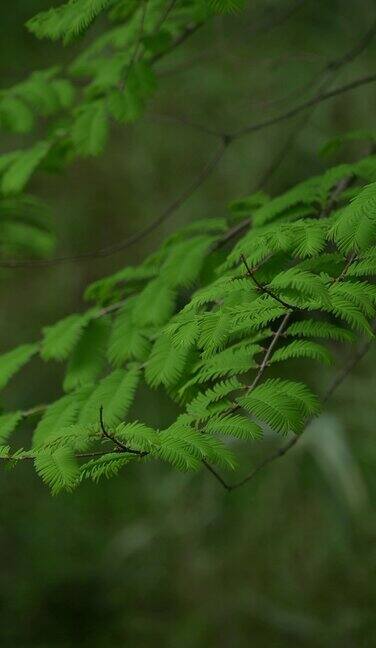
top-left (209, 335), bottom-right (374, 492)
top-left (247, 313), bottom-right (292, 393)
top-left (241, 254), bottom-right (295, 310)
top-left (120, 0), bottom-right (149, 90)
top-left (3, 69), bottom-right (376, 269)
top-left (202, 460), bottom-right (232, 492)
top-left (99, 406), bottom-right (146, 456)
top-left (231, 73), bottom-right (376, 139)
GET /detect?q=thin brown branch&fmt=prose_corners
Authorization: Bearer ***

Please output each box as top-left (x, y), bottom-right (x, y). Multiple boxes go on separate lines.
top-left (0, 449), bottom-right (128, 462)
top-left (99, 406), bottom-right (146, 456)
top-left (202, 459), bottom-right (232, 491)
top-left (231, 72), bottom-right (376, 139)
top-left (247, 312), bottom-right (292, 393)
top-left (154, 0), bottom-right (178, 32)
top-left (120, 0), bottom-right (149, 90)
top-left (0, 142), bottom-right (227, 269)
top-left (3, 72), bottom-right (376, 270)
top-left (203, 312), bottom-right (292, 490)
top-left (229, 336), bottom-right (374, 490)
top-left (241, 254), bottom-right (295, 310)
top-left (148, 112), bottom-right (223, 138)
top-left (2, 13), bottom-right (376, 272)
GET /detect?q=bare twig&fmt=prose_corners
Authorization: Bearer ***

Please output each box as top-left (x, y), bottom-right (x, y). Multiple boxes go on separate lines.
top-left (207, 335), bottom-right (374, 491)
top-left (247, 313), bottom-right (292, 393)
top-left (202, 459), bottom-right (232, 491)
top-left (120, 0), bottom-right (149, 90)
top-left (2, 71), bottom-right (376, 270)
top-left (231, 73), bottom-right (376, 139)
top-left (241, 254), bottom-right (295, 310)
top-left (0, 142), bottom-right (227, 268)
top-left (99, 406), bottom-right (146, 456)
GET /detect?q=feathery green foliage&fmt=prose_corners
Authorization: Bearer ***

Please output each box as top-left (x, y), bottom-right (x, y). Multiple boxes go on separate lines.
top-left (0, 344), bottom-right (38, 390)
top-left (1, 0), bottom-right (376, 494)
top-left (34, 447), bottom-right (79, 494)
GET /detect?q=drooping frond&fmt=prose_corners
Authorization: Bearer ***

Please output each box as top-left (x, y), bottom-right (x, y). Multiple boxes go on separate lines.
top-left (197, 310), bottom-right (232, 354)
top-left (78, 366), bottom-right (141, 427)
top-left (269, 268), bottom-right (330, 304)
top-left (145, 334), bottom-right (191, 388)
top-left (204, 413), bottom-right (263, 441)
top-left (27, 0), bottom-right (112, 43)
top-left (34, 447), bottom-right (79, 495)
top-left (0, 141), bottom-right (51, 195)
top-left (37, 424), bottom-right (96, 453)
top-left (270, 340), bottom-right (333, 366)
top-left (188, 341), bottom-right (262, 384)
top-left (330, 182), bottom-right (376, 254)
top-left (72, 100), bottom-right (108, 156)
top-left (291, 220), bottom-right (327, 258)
top-left (157, 429), bottom-right (201, 471)
top-left (160, 235), bottom-right (215, 289)
top-left (286, 320), bottom-right (356, 343)
top-left (41, 312), bottom-right (92, 361)
top-left (186, 377), bottom-right (242, 421)
top-left (207, 0), bottom-right (246, 14)
top-left (2, 6), bottom-right (376, 496)
top-left (133, 280), bottom-right (176, 327)
top-left (108, 302), bottom-right (151, 366)
top-left (63, 318), bottom-right (110, 391)
top-left (237, 379), bottom-right (320, 435)
top-left (0, 411), bottom-right (23, 443)
top-left (79, 452), bottom-right (133, 483)
top-left (164, 311), bottom-right (200, 350)
top-left (0, 344), bottom-right (38, 390)
top-left (322, 290), bottom-right (374, 336)
top-left (346, 250), bottom-right (376, 278)
top-left (116, 421), bottom-right (160, 453)
top-left (33, 386), bottom-right (91, 448)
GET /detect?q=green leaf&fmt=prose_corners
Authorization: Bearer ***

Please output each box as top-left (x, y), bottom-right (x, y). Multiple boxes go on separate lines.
top-left (286, 320), bottom-right (356, 343)
top-left (0, 344), bottom-right (38, 390)
top-left (157, 429), bottom-right (201, 471)
top-left (198, 309), bottom-right (232, 354)
top-left (108, 62), bottom-right (157, 123)
top-left (79, 452), bottom-right (133, 483)
top-left (0, 411), bottom-right (23, 443)
top-left (270, 340), bottom-right (333, 366)
top-left (116, 421), bottom-right (160, 452)
top-left (330, 182), bottom-right (376, 253)
top-left (41, 312), bottom-right (91, 361)
top-left (160, 236), bottom-right (215, 288)
top-left (186, 378), bottom-right (241, 421)
top-left (64, 318), bottom-right (110, 391)
top-left (0, 96), bottom-right (34, 134)
top-left (72, 100), bottom-right (108, 156)
top-left (79, 366), bottom-right (140, 427)
top-left (27, 0), bottom-right (112, 43)
top-left (33, 387), bottom-right (91, 448)
top-left (269, 267), bottom-right (330, 304)
top-left (35, 447), bottom-right (79, 494)
top-left (237, 379), bottom-right (320, 435)
top-left (208, 0), bottom-right (246, 13)
top-left (145, 334), bottom-right (191, 388)
top-left (1, 141), bottom-right (50, 195)
top-left (133, 280), bottom-right (176, 327)
top-left (108, 303), bottom-right (151, 366)
top-left (204, 413), bottom-right (263, 440)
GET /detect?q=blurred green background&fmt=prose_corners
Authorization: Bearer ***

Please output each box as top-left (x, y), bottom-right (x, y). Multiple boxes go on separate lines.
top-left (1, 1), bottom-right (376, 645)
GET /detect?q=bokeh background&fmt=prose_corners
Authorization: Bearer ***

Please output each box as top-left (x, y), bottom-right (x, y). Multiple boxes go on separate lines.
top-left (1, 0), bottom-right (376, 645)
